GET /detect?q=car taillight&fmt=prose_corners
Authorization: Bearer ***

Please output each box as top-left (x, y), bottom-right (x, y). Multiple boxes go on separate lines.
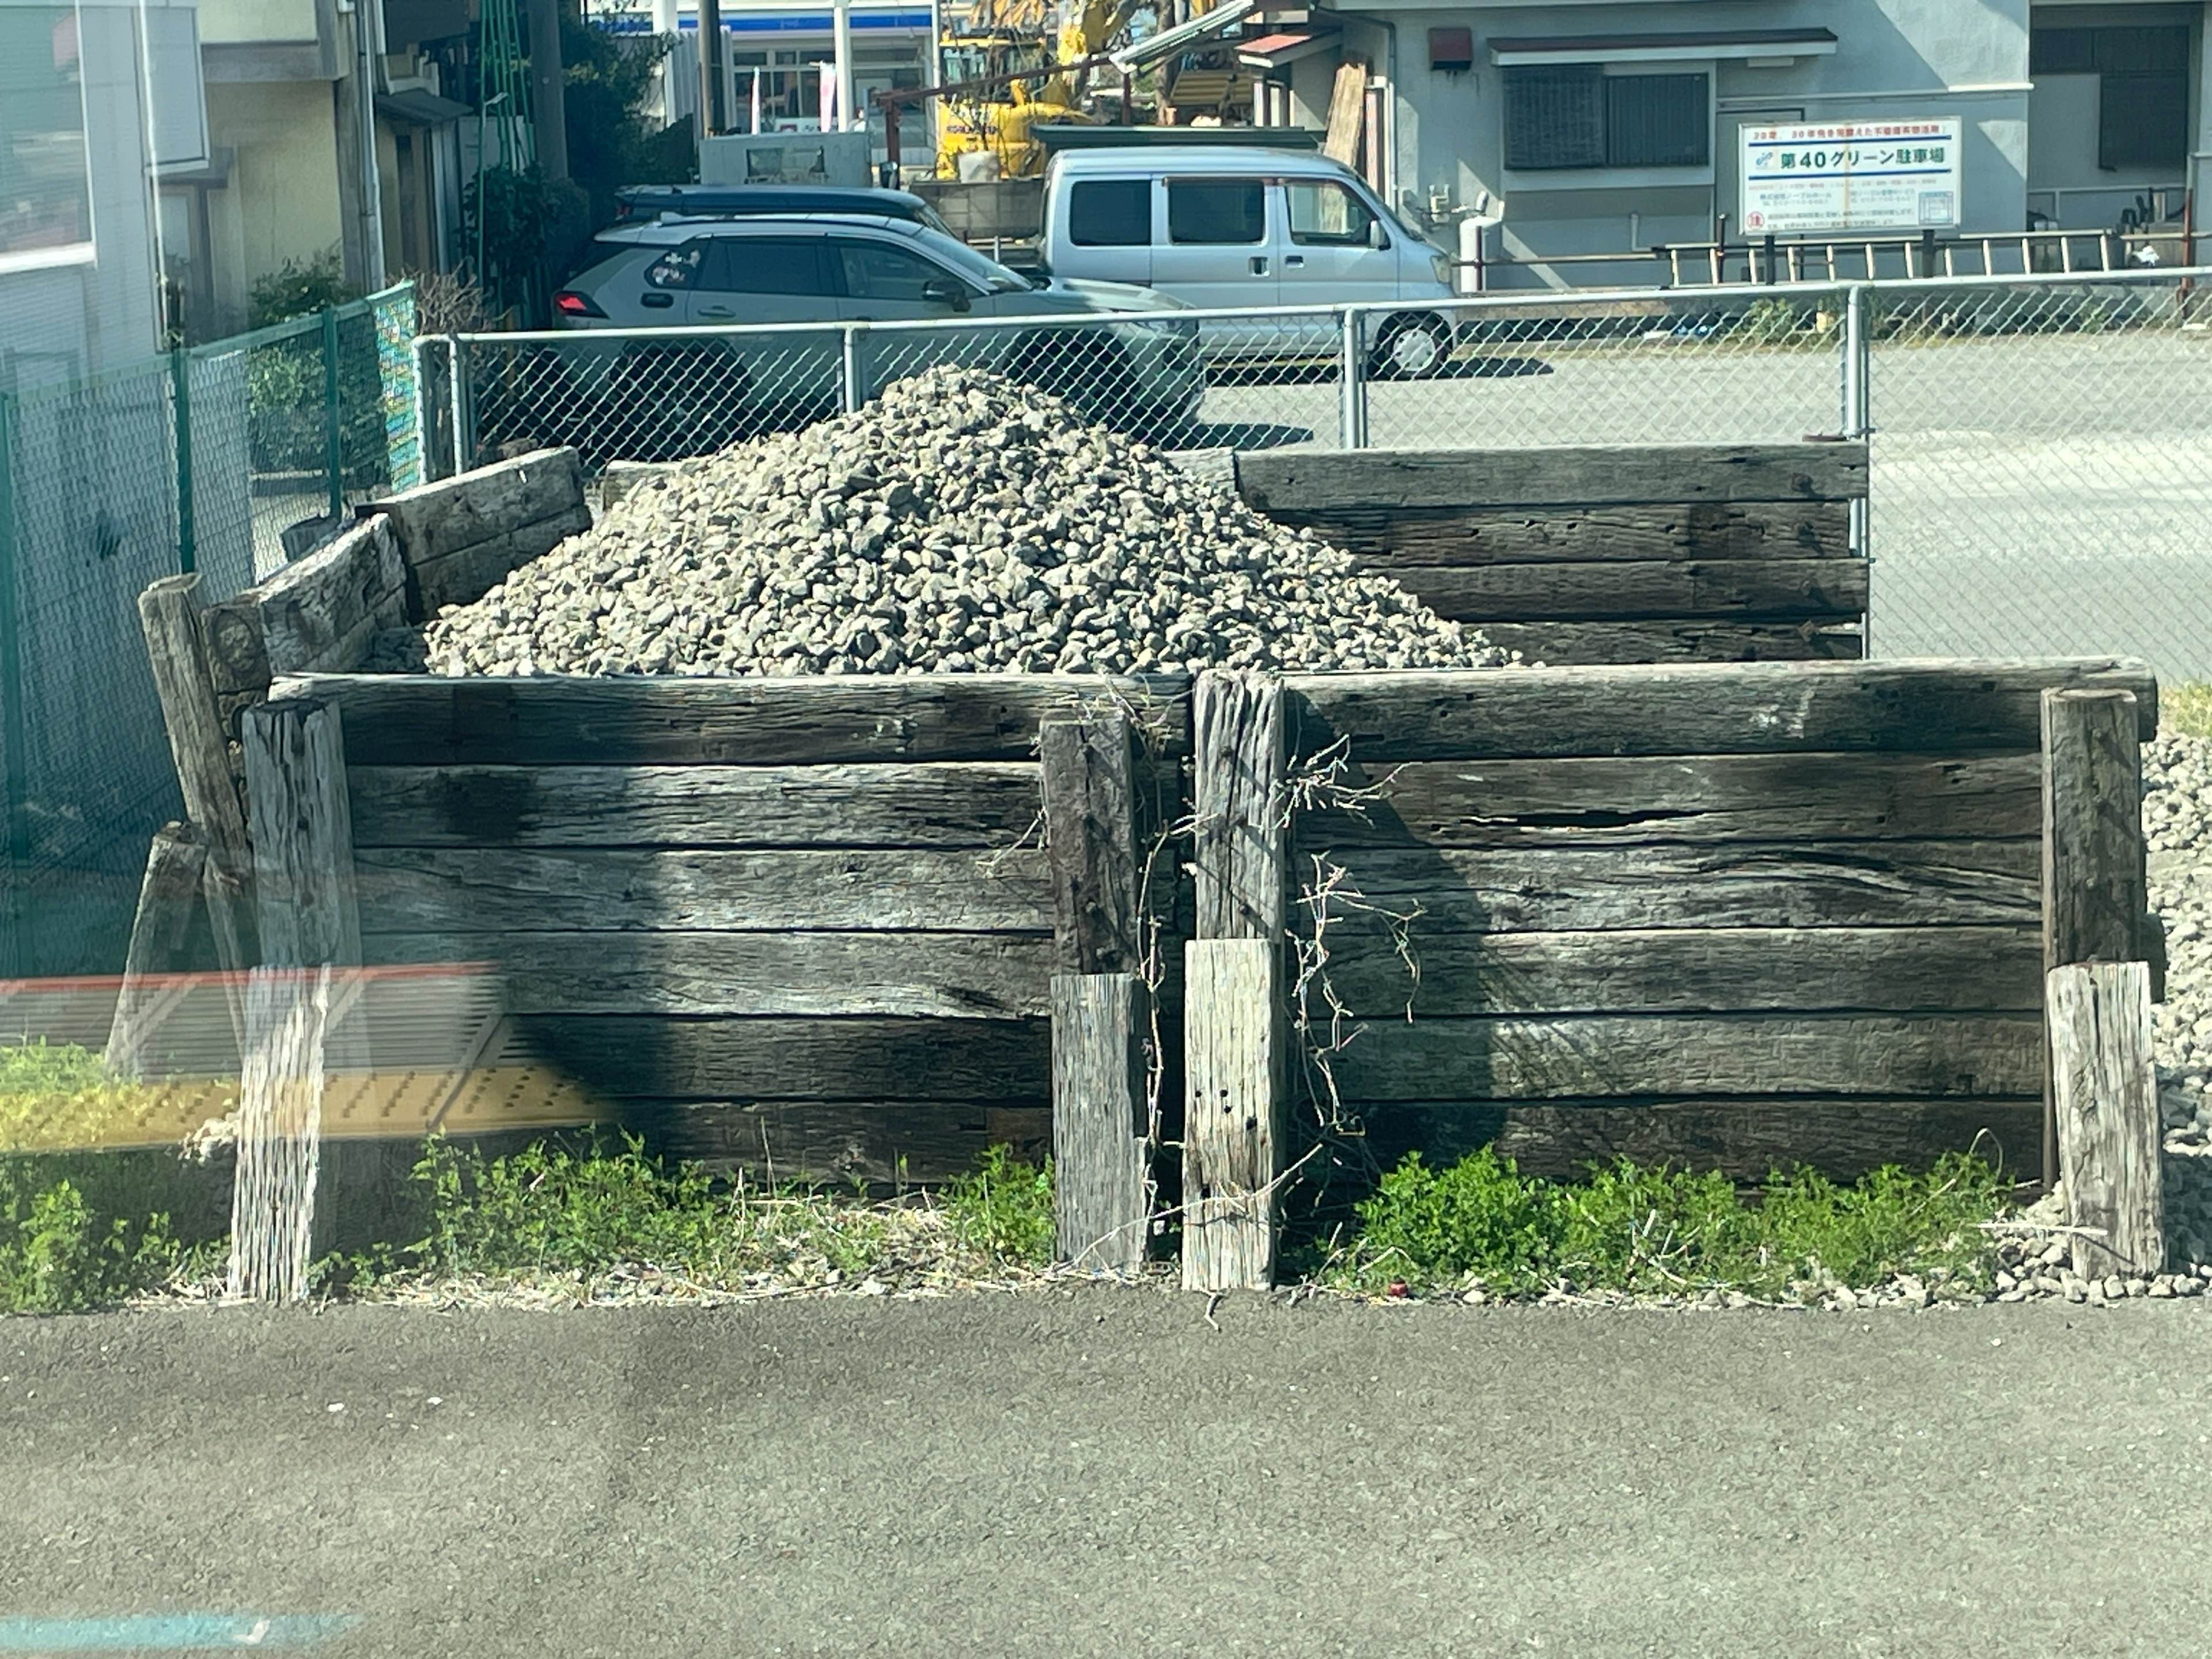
top-left (554, 290), bottom-right (607, 319)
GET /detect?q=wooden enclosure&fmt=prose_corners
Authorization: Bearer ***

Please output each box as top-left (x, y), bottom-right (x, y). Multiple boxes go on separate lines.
top-left (1270, 659), bottom-right (2156, 1190)
top-left (1236, 442), bottom-right (1869, 666)
top-left (278, 672), bottom-right (1186, 1184)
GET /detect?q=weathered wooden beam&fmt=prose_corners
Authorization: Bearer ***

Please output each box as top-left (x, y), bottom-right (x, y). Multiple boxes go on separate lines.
top-left (1304, 840), bottom-right (2040, 933)
top-left (373, 446), bottom-right (590, 618)
top-left (1327, 1012), bottom-right (2046, 1102)
top-left (1194, 670), bottom-right (1286, 942)
top-left (1236, 442), bottom-right (1870, 512)
top-left (275, 672), bottom-right (1194, 766)
top-left (1183, 938), bottom-right (1283, 1291)
top-left (1466, 620), bottom-right (1863, 666)
top-left (103, 823), bottom-right (209, 1078)
top-left (2041, 686), bottom-right (2149, 1188)
top-left (138, 574), bottom-right (256, 1040)
top-left (2047, 961), bottom-right (2164, 1280)
top-left (509, 1013), bottom-right (1047, 1103)
top-left (243, 697), bottom-right (361, 970)
top-left (1298, 751), bottom-right (2042, 849)
top-left (1380, 558), bottom-right (1869, 623)
top-left (1285, 660), bottom-right (2157, 763)
top-left (1317, 926), bottom-right (2043, 1017)
top-left (1051, 972), bottom-right (1150, 1272)
top-left (623, 1099), bottom-right (1051, 1186)
top-left (1257, 500), bottom-right (1854, 564)
top-left (347, 762), bottom-right (1044, 850)
top-left (1363, 1099), bottom-right (2047, 1187)
top-left (369, 929), bottom-right (1058, 1019)
top-left (229, 964), bottom-right (331, 1304)
top-left (1039, 714), bottom-right (1142, 976)
top-left (352, 845), bottom-right (1053, 935)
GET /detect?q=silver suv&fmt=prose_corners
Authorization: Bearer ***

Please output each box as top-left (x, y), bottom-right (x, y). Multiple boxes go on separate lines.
top-left (550, 214), bottom-right (1205, 453)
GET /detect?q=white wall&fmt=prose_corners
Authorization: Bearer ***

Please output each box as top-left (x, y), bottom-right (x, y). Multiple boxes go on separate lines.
top-left (0, 0), bottom-right (200, 385)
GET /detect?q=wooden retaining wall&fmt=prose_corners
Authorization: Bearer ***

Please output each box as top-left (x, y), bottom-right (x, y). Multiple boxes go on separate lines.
top-left (1272, 658), bottom-right (2156, 1185)
top-left (1236, 442), bottom-right (1869, 666)
top-left (273, 673), bottom-right (1187, 1183)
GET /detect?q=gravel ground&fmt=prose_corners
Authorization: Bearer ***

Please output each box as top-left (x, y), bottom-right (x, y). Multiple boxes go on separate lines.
top-left (412, 369), bottom-right (1501, 679)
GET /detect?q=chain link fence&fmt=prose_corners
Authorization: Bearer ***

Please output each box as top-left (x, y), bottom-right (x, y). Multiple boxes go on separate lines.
top-left (431, 270), bottom-right (2212, 685)
top-left (0, 285), bottom-right (422, 978)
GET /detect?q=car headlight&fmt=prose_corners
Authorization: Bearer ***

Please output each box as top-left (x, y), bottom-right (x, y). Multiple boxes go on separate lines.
top-left (1431, 252), bottom-right (1454, 285)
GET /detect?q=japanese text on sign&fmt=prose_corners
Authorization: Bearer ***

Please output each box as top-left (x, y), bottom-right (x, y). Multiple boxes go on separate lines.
top-left (1740, 118), bottom-right (1962, 236)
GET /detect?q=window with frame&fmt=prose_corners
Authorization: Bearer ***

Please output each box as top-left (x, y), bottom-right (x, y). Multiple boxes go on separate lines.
top-left (1286, 181), bottom-right (1380, 247)
top-left (1504, 65), bottom-right (1710, 170)
top-left (835, 240), bottom-right (960, 302)
top-left (700, 238), bottom-right (829, 296)
top-left (2031, 24), bottom-right (2191, 171)
top-left (1166, 179), bottom-right (1265, 244)
top-left (645, 243), bottom-right (706, 288)
top-left (1069, 179), bottom-right (1152, 247)
top-left (0, 6), bottom-right (93, 265)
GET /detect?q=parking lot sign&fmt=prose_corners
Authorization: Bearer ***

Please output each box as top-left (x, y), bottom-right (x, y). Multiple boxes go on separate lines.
top-left (1740, 119), bottom-right (1963, 236)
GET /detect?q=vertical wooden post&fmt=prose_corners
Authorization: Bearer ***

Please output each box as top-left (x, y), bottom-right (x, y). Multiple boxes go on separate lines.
top-left (1040, 713), bottom-right (1141, 976)
top-left (1185, 671), bottom-right (1287, 1289)
top-left (2041, 687), bottom-right (2147, 1190)
top-left (104, 823), bottom-right (209, 1078)
top-left (139, 574), bottom-right (256, 1045)
top-left (1041, 713), bottom-right (1150, 1268)
top-left (2047, 961), bottom-right (2164, 1280)
top-left (1183, 938), bottom-right (1283, 1291)
top-left (241, 696), bottom-right (361, 970)
top-left (1051, 972), bottom-right (1149, 1272)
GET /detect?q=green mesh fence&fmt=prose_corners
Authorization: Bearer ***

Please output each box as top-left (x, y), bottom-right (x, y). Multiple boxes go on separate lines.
top-left (0, 285), bottom-right (419, 978)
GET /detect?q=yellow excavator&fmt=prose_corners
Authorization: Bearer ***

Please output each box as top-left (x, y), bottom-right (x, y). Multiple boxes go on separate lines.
top-left (934, 0), bottom-right (1158, 177)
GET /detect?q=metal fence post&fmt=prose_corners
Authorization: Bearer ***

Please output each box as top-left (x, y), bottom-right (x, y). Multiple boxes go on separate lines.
top-left (170, 346), bottom-right (195, 575)
top-left (408, 334), bottom-right (430, 487)
top-left (0, 392), bottom-right (28, 976)
top-left (446, 334), bottom-right (468, 478)
top-left (1843, 283), bottom-right (1873, 652)
top-left (841, 325), bottom-right (863, 414)
top-left (1338, 308), bottom-right (1368, 450)
top-left (321, 306), bottom-right (343, 520)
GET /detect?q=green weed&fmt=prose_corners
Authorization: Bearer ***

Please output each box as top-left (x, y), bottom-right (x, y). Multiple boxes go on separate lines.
top-left (1333, 1149), bottom-right (2006, 1301)
top-left (0, 1166), bottom-right (181, 1313)
top-left (941, 1146), bottom-right (1057, 1268)
top-left (2164, 681), bottom-right (2212, 738)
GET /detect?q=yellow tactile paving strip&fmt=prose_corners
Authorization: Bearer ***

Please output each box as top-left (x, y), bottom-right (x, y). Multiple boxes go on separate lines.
top-left (1, 1067), bottom-right (607, 1154)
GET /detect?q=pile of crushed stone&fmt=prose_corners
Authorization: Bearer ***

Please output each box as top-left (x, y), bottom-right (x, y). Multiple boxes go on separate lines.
top-left (415, 369), bottom-right (1505, 678)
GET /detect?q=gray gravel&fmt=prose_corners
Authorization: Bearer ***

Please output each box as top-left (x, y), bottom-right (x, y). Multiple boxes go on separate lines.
top-left (2146, 732), bottom-right (2212, 1274)
top-left (419, 369), bottom-right (1502, 679)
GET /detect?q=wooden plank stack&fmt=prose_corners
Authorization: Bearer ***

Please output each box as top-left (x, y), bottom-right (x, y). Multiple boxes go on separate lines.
top-left (285, 671), bottom-right (1190, 1186)
top-left (1277, 658), bottom-right (2156, 1185)
top-left (1236, 442), bottom-right (1868, 665)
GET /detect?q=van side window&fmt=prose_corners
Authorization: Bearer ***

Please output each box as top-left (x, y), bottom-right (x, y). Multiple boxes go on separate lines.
top-left (1069, 179), bottom-right (1152, 245)
top-left (645, 243), bottom-right (706, 288)
top-left (1166, 179), bottom-right (1264, 244)
top-left (1286, 181), bottom-right (1381, 248)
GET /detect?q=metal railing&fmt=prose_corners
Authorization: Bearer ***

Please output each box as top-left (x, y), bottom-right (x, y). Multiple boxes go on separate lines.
top-left (423, 268), bottom-right (2212, 688)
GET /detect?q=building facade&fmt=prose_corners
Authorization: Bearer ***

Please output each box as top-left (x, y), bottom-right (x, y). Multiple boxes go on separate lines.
top-left (1230, 0), bottom-right (2212, 286)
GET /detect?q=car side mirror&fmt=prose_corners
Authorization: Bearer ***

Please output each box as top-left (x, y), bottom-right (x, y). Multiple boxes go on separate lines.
top-left (922, 276), bottom-right (972, 312)
top-left (1368, 219), bottom-right (1389, 249)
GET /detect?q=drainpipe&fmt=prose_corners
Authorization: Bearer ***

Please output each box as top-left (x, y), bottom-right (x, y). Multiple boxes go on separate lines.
top-left (833, 0), bottom-right (855, 133)
top-left (353, 0), bottom-right (387, 287)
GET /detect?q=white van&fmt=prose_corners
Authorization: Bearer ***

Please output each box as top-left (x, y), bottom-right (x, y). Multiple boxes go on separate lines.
top-left (1037, 146), bottom-right (1460, 377)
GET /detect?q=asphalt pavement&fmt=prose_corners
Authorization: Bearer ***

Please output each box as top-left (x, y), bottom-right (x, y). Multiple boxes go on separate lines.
top-left (5, 1289), bottom-right (2211, 1657)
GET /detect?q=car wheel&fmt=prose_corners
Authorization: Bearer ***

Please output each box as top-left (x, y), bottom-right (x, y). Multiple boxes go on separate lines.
top-left (606, 344), bottom-right (756, 462)
top-left (1369, 313), bottom-right (1453, 380)
top-left (1005, 331), bottom-right (1137, 428)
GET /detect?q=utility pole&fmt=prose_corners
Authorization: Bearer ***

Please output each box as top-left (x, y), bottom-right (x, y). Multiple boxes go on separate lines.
top-left (698, 0), bottom-right (726, 135)
top-left (528, 0), bottom-right (569, 179)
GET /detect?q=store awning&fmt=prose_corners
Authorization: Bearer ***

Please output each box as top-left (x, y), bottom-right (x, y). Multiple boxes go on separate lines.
top-left (1112, 0), bottom-right (1260, 73)
top-left (376, 89), bottom-right (474, 126)
top-left (1488, 28), bottom-right (1838, 66)
top-left (1237, 29), bottom-right (1338, 70)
